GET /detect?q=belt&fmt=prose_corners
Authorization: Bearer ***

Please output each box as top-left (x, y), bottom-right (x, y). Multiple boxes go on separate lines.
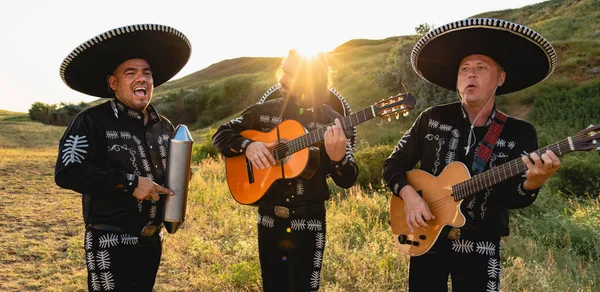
top-left (260, 201), bottom-right (325, 219)
top-left (86, 223), bottom-right (162, 237)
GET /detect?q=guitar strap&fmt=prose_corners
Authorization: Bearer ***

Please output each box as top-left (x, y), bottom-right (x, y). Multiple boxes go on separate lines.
top-left (472, 110), bottom-right (508, 174)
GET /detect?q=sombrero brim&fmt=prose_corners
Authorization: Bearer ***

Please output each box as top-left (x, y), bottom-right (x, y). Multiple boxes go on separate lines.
top-left (259, 85), bottom-right (357, 149)
top-left (60, 24), bottom-right (191, 98)
top-left (412, 18), bottom-right (557, 95)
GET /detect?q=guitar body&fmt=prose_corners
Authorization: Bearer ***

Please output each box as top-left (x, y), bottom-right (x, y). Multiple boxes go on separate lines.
top-left (389, 161), bottom-right (471, 256)
top-left (225, 120), bottom-right (320, 205)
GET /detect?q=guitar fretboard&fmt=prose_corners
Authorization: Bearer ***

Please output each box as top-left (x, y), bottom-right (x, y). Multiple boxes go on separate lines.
top-left (272, 107), bottom-right (375, 159)
top-left (452, 137), bottom-right (575, 201)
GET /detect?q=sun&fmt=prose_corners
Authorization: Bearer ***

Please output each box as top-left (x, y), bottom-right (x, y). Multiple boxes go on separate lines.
top-left (294, 44), bottom-right (325, 59)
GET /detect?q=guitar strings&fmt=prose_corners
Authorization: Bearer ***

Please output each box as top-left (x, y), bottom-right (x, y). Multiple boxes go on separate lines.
top-left (428, 130), bottom-right (594, 209)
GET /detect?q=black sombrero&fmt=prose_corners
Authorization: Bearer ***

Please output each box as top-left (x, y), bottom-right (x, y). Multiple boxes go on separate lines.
top-left (412, 18), bottom-right (557, 95)
top-left (259, 85), bottom-right (358, 149)
top-left (59, 24), bottom-right (191, 98)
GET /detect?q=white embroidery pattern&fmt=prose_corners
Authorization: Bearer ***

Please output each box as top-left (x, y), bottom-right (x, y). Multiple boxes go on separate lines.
top-left (476, 241), bottom-right (497, 256)
top-left (428, 119), bottom-right (439, 128)
top-left (395, 132), bottom-right (411, 150)
top-left (137, 145), bottom-right (147, 159)
top-left (100, 271), bottom-right (115, 290)
top-left (310, 271), bottom-right (321, 289)
top-left (85, 231), bottom-right (93, 250)
top-left (468, 211), bottom-right (475, 220)
top-left (86, 252), bottom-right (96, 270)
top-left (445, 151), bottom-right (455, 164)
top-left (507, 141), bottom-right (516, 149)
top-left (425, 134), bottom-right (444, 175)
top-left (452, 239), bottom-right (474, 253)
top-left (449, 137), bottom-right (459, 151)
top-left (159, 145), bottom-right (167, 160)
top-left (291, 219), bottom-right (306, 231)
top-left (306, 220), bottom-right (323, 231)
top-left (313, 250), bottom-right (323, 268)
top-left (98, 234), bottom-right (120, 249)
top-left (90, 273), bottom-right (101, 291)
top-left (62, 135), bottom-right (89, 165)
top-left (150, 205), bottom-right (157, 218)
top-left (260, 115), bottom-right (270, 123)
top-left (296, 182), bottom-right (304, 195)
top-left (96, 250), bottom-right (111, 270)
top-left (121, 234), bottom-right (139, 245)
top-left (486, 280), bottom-right (499, 292)
top-left (260, 215), bottom-right (275, 228)
top-left (271, 116), bottom-right (282, 124)
top-left (119, 131), bottom-right (131, 139)
top-left (308, 121), bottom-right (316, 129)
top-left (496, 139), bottom-right (506, 147)
top-left (488, 258), bottom-right (501, 279)
top-left (439, 124), bottom-right (452, 131)
top-left (315, 233), bottom-right (325, 249)
top-left (142, 159), bottom-right (151, 172)
top-left (452, 129), bottom-right (460, 138)
top-left (106, 131), bottom-right (119, 139)
top-left (480, 189), bottom-right (491, 220)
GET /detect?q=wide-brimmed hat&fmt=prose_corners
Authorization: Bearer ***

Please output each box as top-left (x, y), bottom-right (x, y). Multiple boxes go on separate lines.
top-left (259, 85), bottom-right (357, 149)
top-left (59, 24), bottom-right (191, 98)
top-left (411, 18), bottom-right (557, 95)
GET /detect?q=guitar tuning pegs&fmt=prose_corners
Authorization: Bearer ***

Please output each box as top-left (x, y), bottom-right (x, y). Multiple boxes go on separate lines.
top-left (396, 114), bottom-right (400, 120)
top-left (388, 116), bottom-right (392, 122)
top-left (403, 112), bottom-right (409, 117)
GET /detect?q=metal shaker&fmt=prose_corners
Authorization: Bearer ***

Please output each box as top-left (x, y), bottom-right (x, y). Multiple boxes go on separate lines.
top-left (163, 124), bottom-right (193, 234)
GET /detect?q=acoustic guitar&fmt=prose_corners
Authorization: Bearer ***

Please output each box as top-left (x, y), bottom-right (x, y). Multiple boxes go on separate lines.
top-left (389, 124), bottom-right (600, 256)
top-left (226, 93), bottom-right (416, 205)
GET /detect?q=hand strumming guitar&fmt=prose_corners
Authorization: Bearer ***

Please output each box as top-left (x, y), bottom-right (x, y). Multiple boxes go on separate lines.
top-left (399, 184), bottom-right (436, 234)
top-left (246, 141), bottom-right (277, 170)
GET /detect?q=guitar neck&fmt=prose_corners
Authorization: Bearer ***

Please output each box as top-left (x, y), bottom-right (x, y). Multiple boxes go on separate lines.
top-left (284, 106), bottom-right (376, 154)
top-left (452, 137), bottom-right (575, 201)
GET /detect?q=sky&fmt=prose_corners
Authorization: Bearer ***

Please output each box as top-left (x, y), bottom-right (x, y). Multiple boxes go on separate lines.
top-left (0, 0), bottom-right (547, 113)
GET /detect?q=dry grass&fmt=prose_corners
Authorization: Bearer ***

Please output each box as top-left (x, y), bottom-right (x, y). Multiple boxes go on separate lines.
top-left (1, 115), bottom-right (598, 291)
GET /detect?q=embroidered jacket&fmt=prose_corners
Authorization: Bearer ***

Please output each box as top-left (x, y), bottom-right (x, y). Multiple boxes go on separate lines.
top-left (55, 99), bottom-right (174, 234)
top-left (212, 97), bottom-right (359, 207)
top-left (383, 102), bottom-right (540, 237)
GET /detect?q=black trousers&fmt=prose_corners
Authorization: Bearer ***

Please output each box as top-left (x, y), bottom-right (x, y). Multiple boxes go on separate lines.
top-left (84, 227), bottom-right (162, 291)
top-left (408, 233), bottom-right (502, 292)
top-left (257, 202), bottom-right (327, 292)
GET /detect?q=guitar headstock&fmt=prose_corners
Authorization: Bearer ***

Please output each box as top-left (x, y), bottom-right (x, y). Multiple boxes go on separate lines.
top-left (574, 124), bottom-right (600, 152)
top-left (373, 92), bottom-right (417, 121)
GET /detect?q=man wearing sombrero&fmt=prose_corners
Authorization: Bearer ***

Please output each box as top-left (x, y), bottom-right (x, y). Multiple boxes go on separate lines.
top-left (54, 24), bottom-right (191, 291)
top-left (383, 18), bottom-right (560, 291)
top-left (212, 50), bottom-right (359, 291)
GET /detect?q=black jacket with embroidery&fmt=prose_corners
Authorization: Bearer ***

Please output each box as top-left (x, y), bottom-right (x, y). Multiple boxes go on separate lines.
top-left (212, 97), bottom-right (359, 207)
top-left (383, 102), bottom-right (540, 237)
top-left (54, 99), bottom-right (174, 234)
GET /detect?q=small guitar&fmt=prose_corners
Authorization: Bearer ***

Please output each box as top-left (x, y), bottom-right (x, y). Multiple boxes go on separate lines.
top-left (226, 93), bottom-right (416, 205)
top-left (389, 124), bottom-right (600, 256)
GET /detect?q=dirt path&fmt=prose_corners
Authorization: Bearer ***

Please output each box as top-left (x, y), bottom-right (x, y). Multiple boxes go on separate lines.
top-left (0, 147), bottom-right (86, 291)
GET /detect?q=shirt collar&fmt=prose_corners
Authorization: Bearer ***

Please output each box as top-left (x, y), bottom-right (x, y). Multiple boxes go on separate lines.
top-left (110, 98), bottom-right (161, 123)
top-left (460, 103), bottom-right (497, 127)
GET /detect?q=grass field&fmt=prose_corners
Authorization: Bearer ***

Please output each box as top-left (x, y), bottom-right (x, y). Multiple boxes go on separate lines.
top-left (1, 112), bottom-right (599, 291)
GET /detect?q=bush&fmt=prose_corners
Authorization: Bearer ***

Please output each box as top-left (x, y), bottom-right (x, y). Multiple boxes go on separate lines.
top-left (354, 144), bottom-right (395, 190)
top-left (191, 128), bottom-right (219, 163)
top-left (547, 154), bottom-right (600, 198)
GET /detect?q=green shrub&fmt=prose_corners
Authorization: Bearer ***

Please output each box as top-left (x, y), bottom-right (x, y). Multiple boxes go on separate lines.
top-left (354, 144), bottom-right (395, 190)
top-left (191, 128), bottom-right (219, 163)
top-left (547, 154), bottom-right (600, 198)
